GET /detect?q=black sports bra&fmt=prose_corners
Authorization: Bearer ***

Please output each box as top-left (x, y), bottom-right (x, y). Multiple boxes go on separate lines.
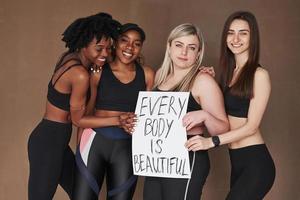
top-left (154, 88), bottom-right (202, 112)
top-left (224, 86), bottom-right (250, 118)
top-left (95, 62), bottom-right (146, 112)
top-left (47, 54), bottom-right (83, 111)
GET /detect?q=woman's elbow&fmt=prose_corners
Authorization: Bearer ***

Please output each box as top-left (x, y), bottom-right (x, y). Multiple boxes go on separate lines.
top-left (217, 120), bottom-right (230, 135)
top-left (245, 124), bottom-right (259, 136)
top-left (222, 120), bottom-right (230, 132)
top-left (209, 119), bottom-right (229, 136)
top-left (71, 117), bottom-right (82, 128)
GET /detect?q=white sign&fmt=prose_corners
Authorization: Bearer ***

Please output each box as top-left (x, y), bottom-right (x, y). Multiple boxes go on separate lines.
top-left (132, 91), bottom-right (191, 178)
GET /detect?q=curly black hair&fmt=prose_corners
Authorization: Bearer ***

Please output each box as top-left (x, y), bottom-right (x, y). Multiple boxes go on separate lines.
top-left (62, 12), bottom-right (121, 52)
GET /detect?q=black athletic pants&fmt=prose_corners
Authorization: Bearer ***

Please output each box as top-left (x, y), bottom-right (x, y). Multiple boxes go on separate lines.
top-left (226, 144), bottom-right (276, 200)
top-left (28, 119), bottom-right (74, 200)
top-left (143, 150), bottom-right (210, 200)
top-left (72, 128), bottom-right (137, 200)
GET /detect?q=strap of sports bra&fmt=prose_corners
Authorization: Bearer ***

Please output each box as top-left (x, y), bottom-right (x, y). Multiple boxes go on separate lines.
top-left (52, 60), bottom-right (83, 86)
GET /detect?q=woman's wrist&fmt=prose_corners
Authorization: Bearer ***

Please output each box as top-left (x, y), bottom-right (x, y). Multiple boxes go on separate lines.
top-left (200, 110), bottom-right (208, 124)
top-left (211, 136), bottom-right (220, 148)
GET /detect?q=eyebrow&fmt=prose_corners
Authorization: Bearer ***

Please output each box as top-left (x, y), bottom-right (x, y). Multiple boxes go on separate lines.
top-left (120, 34), bottom-right (142, 42)
top-left (174, 41), bottom-right (198, 46)
top-left (228, 29), bottom-right (250, 32)
top-left (95, 43), bottom-right (107, 47)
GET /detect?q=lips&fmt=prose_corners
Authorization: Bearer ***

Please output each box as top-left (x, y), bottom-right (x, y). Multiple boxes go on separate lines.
top-left (95, 57), bottom-right (106, 66)
top-left (122, 51), bottom-right (133, 59)
top-left (231, 43), bottom-right (243, 48)
top-left (177, 57), bottom-right (188, 61)
top-left (97, 57), bottom-right (106, 62)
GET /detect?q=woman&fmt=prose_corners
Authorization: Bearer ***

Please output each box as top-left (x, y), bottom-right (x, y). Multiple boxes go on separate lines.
top-left (27, 13), bottom-right (125, 200)
top-left (73, 23), bottom-right (155, 200)
top-left (143, 23), bottom-right (229, 200)
top-left (185, 11), bottom-right (276, 199)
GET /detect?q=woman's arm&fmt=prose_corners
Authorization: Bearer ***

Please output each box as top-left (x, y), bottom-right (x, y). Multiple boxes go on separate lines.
top-left (69, 67), bottom-right (122, 128)
top-left (76, 71), bottom-right (101, 143)
top-left (186, 68), bottom-right (271, 151)
top-left (143, 65), bottom-right (155, 91)
top-left (86, 72), bottom-right (101, 115)
top-left (183, 73), bottom-right (229, 135)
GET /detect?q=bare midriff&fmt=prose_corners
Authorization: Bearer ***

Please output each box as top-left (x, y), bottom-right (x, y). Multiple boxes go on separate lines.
top-left (228, 115), bottom-right (264, 149)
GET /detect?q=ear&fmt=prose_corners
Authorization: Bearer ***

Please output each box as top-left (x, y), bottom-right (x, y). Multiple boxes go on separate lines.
top-left (80, 47), bottom-right (87, 56)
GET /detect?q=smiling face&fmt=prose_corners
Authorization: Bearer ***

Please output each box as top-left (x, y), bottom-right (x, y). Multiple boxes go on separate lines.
top-left (169, 34), bottom-right (200, 69)
top-left (115, 30), bottom-right (143, 64)
top-left (226, 19), bottom-right (250, 58)
top-left (82, 37), bottom-right (112, 67)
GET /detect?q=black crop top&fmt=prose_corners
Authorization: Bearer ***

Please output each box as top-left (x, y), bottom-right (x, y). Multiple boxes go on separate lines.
top-left (224, 86), bottom-right (250, 118)
top-left (95, 62), bottom-right (146, 112)
top-left (47, 55), bottom-right (82, 111)
top-left (154, 88), bottom-right (202, 112)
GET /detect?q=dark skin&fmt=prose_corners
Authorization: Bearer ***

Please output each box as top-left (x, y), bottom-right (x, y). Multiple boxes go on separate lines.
top-left (81, 30), bottom-right (155, 139)
top-left (44, 37), bottom-right (133, 131)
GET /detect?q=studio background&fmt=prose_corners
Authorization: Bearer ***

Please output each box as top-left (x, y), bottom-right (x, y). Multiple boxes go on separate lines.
top-left (1, 0), bottom-right (299, 199)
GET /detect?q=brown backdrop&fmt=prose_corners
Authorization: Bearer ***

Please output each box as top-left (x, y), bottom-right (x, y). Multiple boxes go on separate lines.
top-left (1, 0), bottom-right (299, 199)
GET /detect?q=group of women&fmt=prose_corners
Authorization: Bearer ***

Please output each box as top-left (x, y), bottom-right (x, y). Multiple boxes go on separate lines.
top-left (27, 10), bottom-right (275, 200)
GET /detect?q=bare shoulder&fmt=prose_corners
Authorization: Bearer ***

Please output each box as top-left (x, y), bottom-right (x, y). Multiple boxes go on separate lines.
top-left (69, 66), bottom-right (89, 83)
top-left (194, 71), bottom-right (217, 86)
top-left (142, 65), bottom-right (156, 80)
top-left (256, 66), bottom-right (268, 74)
top-left (255, 67), bottom-right (270, 83)
top-left (142, 65), bottom-right (155, 74)
top-left (191, 72), bottom-right (220, 97)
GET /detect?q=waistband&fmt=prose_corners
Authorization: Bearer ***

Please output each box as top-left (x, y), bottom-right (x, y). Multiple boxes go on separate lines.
top-left (228, 143), bottom-right (270, 158)
top-left (93, 126), bottom-right (131, 139)
top-left (41, 118), bottom-right (72, 128)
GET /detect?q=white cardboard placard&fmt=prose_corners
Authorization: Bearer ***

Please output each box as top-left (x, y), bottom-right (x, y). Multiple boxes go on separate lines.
top-left (132, 91), bottom-right (191, 178)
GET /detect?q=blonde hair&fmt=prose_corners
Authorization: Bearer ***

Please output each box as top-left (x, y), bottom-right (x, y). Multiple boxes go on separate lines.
top-left (154, 23), bottom-right (205, 91)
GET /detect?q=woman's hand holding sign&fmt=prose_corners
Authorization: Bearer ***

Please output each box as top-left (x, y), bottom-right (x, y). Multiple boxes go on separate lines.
top-left (119, 112), bottom-right (137, 134)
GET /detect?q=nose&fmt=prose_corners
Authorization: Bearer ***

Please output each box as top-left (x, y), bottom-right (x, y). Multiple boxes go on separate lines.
top-left (181, 46), bottom-right (188, 56)
top-left (233, 34), bottom-right (240, 43)
top-left (101, 48), bottom-right (109, 57)
top-left (126, 42), bottom-right (133, 50)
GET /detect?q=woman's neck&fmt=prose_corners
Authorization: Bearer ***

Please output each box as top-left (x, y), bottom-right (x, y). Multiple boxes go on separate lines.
top-left (77, 51), bottom-right (91, 69)
top-left (172, 65), bottom-right (192, 79)
top-left (162, 65), bottom-right (191, 88)
top-left (234, 51), bottom-right (249, 69)
top-left (111, 58), bottom-right (136, 71)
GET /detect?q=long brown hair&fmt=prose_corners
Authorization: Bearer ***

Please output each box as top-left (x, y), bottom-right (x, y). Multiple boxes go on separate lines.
top-left (219, 11), bottom-right (260, 98)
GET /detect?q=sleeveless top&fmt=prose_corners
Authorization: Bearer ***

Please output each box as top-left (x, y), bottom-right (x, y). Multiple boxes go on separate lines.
top-left (47, 53), bottom-right (83, 111)
top-left (154, 88), bottom-right (202, 112)
top-left (224, 86), bottom-right (250, 118)
top-left (95, 62), bottom-right (146, 112)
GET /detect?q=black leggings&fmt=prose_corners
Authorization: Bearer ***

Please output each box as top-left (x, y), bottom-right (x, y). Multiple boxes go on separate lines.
top-left (27, 119), bottom-right (74, 200)
top-left (143, 150), bottom-right (210, 200)
top-left (226, 144), bottom-right (275, 200)
top-left (73, 127), bottom-right (137, 200)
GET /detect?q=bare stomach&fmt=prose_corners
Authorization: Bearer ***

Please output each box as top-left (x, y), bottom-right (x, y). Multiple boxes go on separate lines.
top-left (43, 101), bottom-right (71, 123)
top-left (228, 115), bottom-right (264, 149)
top-left (94, 109), bottom-right (129, 118)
